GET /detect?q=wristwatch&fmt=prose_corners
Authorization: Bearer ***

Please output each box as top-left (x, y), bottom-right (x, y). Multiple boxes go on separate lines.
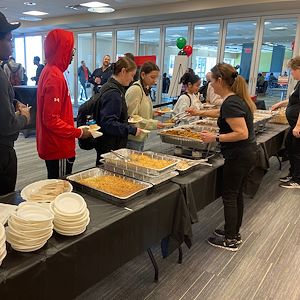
top-left (215, 134), bottom-right (220, 143)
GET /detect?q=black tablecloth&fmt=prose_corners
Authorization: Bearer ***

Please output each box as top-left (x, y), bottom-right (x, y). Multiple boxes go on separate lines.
top-left (0, 183), bottom-right (190, 299)
top-left (170, 123), bottom-right (289, 219)
top-left (13, 86), bottom-right (37, 133)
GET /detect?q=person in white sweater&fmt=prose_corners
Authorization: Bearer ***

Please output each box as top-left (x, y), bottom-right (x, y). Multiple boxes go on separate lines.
top-left (125, 61), bottom-right (165, 151)
top-left (173, 72), bottom-right (202, 123)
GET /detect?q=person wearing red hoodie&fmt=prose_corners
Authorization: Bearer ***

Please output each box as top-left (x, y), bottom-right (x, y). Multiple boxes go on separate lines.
top-left (36, 29), bottom-right (90, 179)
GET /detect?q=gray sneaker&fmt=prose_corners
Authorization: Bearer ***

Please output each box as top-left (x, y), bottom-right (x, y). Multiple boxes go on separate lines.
top-left (214, 229), bottom-right (242, 245)
top-left (207, 236), bottom-right (238, 252)
top-left (280, 181), bottom-right (300, 189)
top-left (279, 176), bottom-right (292, 183)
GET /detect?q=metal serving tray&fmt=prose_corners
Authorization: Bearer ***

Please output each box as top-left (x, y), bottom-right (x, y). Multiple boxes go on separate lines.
top-left (101, 162), bottom-right (179, 185)
top-left (101, 149), bottom-right (179, 176)
top-left (144, 151), bottom-right (206, 174)
top-left (159, 125), bottom-right (218, 150)
top-left (66, 168), bottom-right (153, 206)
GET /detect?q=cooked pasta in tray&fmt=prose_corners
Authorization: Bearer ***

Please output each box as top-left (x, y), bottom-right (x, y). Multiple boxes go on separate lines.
top-left (67, 168), bottom-right (152, 204)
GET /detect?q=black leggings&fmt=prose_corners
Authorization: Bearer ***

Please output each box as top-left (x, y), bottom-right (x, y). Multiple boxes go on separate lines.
top-left (286, 128), bottom-right (300, 183)
top-left (222, 145), bottom-right (257, 239)
top-left (0, 145), bottom-right (17, 196)
top-left (45, 157), bottom-right (75, 179)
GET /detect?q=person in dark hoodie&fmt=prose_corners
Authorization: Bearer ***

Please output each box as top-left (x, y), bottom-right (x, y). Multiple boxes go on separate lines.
top-left (0, 12), bottom-right (31, 195)
top-left (4, 56), bottom-right (24, 86)
top-left (36, 29), bottom-right (90, 179)
top-left (95, 57), bottom-right (142, 164)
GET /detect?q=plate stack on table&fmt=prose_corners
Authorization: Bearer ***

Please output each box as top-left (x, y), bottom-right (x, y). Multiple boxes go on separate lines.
top-left (50, 192), bottom-right (90, 236)
top-left (100, 149), bottom-right (179, 186)
top-left (6, 203), bottom-right (54, 252)
top-left (0, 224), bottom-right (7, 266)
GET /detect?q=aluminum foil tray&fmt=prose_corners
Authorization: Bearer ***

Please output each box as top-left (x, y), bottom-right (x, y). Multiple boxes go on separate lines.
top-left (159, 125), bottom-right (217, 150)
top-left (67, 168), bottom-right (152, 206)
top-left (101, 148), bottom-right (179, 176)
top-left (101, 163), bottom-right (179, 185)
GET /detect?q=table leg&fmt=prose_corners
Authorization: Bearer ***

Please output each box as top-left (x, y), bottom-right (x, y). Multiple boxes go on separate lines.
top-left (178, 246), bottom-right (183, 264)
top-left (147, 248), bottom-right (159, 282)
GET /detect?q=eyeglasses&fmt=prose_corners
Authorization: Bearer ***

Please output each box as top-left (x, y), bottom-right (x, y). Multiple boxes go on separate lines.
top-left (72, 48), bottom-right (76, 56)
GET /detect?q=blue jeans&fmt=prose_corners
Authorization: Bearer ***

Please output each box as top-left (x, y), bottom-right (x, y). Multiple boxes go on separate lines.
top-left (126, 140), bottom-right (144, 151)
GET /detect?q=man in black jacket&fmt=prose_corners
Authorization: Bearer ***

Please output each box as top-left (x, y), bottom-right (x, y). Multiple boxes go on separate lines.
top-left (31, 56), bottom-right (44, 85)
top-left (0, 12), bottom-right (31, 195)
top-left (89, 55), bottom-right (112, 93)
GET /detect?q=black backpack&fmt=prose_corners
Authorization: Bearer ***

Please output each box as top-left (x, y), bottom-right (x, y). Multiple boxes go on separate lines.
top-left (77, 82), bottom-right (122, 150)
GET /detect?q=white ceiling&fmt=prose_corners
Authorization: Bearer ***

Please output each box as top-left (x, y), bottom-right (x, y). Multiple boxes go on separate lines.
top-left (1, 0), bottom-right (300, 34)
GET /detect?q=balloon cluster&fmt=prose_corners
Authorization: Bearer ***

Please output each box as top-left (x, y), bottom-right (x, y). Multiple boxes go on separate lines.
top-left (176, 37), bottom-right (193, 57)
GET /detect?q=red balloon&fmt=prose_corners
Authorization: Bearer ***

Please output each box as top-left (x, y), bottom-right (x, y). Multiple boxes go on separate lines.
top-left (183, 45), bottom-right (193, 57)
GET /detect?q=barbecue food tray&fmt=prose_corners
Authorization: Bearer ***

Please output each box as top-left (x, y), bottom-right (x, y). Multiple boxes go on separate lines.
top-left (101, 149), bottom-right (179, 176)
top-left (67, 168), bottom-right (152, 206)
top-left (101, 162), bottom-right (179, 185)
top-left (159, 125), bottom-right (218, 149)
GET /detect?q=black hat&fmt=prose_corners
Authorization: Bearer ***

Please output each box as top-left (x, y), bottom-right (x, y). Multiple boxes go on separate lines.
top-left (0, 11), bottom-right (21, 33)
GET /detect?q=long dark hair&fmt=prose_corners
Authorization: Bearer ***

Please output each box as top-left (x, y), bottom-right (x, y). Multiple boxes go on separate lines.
top-left (180, 72), bottom-right (200, 85)
top-left (140, 61), bottom-right (160, 95)
top-left (211, 63), bottom-right (256, 113)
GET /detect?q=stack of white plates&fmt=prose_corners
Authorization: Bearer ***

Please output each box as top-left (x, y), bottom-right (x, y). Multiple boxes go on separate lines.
top-left (6, 203), bottom-right (54, 252)
top-left (0, 224), bottom-right (6, 266)
top-left (50, 192), bottom-right (90, 236)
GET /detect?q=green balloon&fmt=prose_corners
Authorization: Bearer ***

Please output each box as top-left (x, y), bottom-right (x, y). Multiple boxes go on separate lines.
top-left (176, 37), bottom-right (187, 49)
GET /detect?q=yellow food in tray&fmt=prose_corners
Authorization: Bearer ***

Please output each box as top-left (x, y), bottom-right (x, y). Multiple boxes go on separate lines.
top-left (128, 153), bottom-right (174, 169)
top-left (79, 175), bottom-right (144, 198)
top-left (164, 129), bottom-right (203, 140)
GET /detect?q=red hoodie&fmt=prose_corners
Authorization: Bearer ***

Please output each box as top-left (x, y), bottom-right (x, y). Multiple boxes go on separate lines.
top-left (36, 29), bottom-right (81, 160)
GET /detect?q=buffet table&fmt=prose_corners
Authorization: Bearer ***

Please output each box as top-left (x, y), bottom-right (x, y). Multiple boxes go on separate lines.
top-left (0, 183), bottom-right (189, 300)
top-left (0, 123), bottom-right (289, 299)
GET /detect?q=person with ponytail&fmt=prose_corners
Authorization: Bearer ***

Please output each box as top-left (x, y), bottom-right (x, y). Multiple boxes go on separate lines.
top-left (95, 57), bottom-right (142, 164)
top-left (125, 61), bottom-right (166, 151)
top-left (173, 72), bottom-right (202, 122)
top-left (188, 63), bottom-right (257, 251)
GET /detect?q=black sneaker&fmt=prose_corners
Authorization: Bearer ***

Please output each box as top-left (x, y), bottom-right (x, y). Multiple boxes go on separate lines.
top-left (279, 176), bottom-right (292, 183)
top-left (207, 236), bottom-right (238, 252)
top-left (214, 229), bottom-right (242, 245)
top-left (280, 181), bottom-right (300, 189)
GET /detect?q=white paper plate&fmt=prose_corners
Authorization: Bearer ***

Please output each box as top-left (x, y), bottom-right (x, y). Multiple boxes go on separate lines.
top-left (0, 248), bottom-right (7, 263)
top-left (8, 218), bottom-right (53, 237)
top-left (10, 241), bottom-right (47, 252)
top-left (53, 192), bottom-right (86, 215)
top-left (157, 109), bottom-right (173, 114)
top-left (91, 131), bottom-right (103, 139)
top-left (128, 116), bottom-right (143, 124)
top-left (16, 205), bottom-right (54, 222)
top-left (88, 125), bottom-right (100, 131)
top-left (21, 179), bottom-right (73, 202)
top-left (6, 227), bottom-right (52, 245)
top-left (54, 217), bottom-right (90, 231)
top-left (54, 225), bottom-right (87, 236)
top-left (10, 212), bottom-right (53, 228)
top-left (140, 129), bottom-right (150, 134)
top-left (53, 208), bottom-right (89, 224)
top-left (0, 224), bottom-right (4, 241)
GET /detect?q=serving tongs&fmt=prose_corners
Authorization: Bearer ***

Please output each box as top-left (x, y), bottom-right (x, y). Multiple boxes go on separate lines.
top-left (110, 150), bottom-right (131, 162)
top-left (171, 111), bottom-right (189, 121)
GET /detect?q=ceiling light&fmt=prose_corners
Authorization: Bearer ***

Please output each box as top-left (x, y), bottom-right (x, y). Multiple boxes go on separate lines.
top-left (80, 1), bottom-right (109, 8)
top-left (88, 7), bottom-right (115, 13)
top-left (264, 21), bottom-right (271, 25)
top-left (24, 2), bottom-right (36, 5)
top-left (269, 27), bottom-right (288, 31)
top-left (23, 11), bottom-right (48, 16)
top-left (19, 16), bottom-right (42, 21)
top-left (196, 26), bottom-right (206, 30)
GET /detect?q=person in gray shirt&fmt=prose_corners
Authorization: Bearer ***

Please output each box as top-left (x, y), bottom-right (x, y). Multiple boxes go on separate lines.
top-left (0, 12), bottom-right (30, 195)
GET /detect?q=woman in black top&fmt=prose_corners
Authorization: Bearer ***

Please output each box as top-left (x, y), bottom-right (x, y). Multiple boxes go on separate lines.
top-left (187, 63), bottom-right (257, 251)
top-left (271, 56), bottom-right (300, 188)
